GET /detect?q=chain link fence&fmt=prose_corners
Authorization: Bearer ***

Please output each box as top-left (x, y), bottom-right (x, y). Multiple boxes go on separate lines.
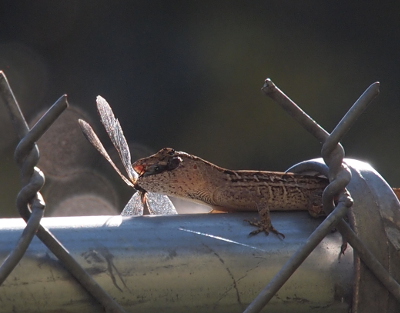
top-left (0, 71), bottom-right (399, 312)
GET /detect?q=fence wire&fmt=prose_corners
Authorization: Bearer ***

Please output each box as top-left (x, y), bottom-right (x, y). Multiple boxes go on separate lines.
top-left (243, 79), bottom-right (400, 313)
top-left (0, 71), bottom-right (399, 313)
top-left (0, 71), bottom-right (126, 313)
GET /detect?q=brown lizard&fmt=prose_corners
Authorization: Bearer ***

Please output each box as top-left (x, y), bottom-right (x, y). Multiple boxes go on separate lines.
top-left (132, 147), bottom-right (329, 238)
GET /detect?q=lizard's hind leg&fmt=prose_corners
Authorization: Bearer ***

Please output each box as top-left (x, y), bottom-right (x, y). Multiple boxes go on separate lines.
top-left (245, 204), bottom-right (285, 239)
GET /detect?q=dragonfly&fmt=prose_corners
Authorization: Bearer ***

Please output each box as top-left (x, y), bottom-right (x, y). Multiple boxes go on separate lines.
top-left (78, 96), bottom-right (177, 216)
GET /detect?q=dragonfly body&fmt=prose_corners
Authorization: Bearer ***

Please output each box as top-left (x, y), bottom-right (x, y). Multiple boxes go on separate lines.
top-left (79, 96), bottom-right (177, 216)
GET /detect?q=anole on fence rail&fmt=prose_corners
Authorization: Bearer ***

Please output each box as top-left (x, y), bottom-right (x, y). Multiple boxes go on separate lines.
top-left (133, 147), bottom-right (329, 238)
top-left (80, 96), bottom-right (400, 239)
top-left (79, 96), bottom-right (329, 237)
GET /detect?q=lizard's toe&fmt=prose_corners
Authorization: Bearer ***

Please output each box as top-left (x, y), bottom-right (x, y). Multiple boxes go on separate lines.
top-left (244, 219), bottom-right (285, 239)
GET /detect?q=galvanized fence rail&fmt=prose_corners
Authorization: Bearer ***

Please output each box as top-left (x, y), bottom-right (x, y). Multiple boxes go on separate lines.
top-left (0, 71), bottom-right (399, 312)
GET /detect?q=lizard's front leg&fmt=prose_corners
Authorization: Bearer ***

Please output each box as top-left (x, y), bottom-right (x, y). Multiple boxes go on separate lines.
top-left (245, 204), bottom-right (285, 239)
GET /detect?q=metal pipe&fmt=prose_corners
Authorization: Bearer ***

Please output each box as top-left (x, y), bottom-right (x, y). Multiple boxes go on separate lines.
top-left (0, 213), bottom-right (353, 313)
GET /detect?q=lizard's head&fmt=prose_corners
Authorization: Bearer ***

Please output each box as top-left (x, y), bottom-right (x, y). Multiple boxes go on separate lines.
top-left (132, 147), bottom-right (205, 197)
top-left (133, 147), bottom-right (184, 178)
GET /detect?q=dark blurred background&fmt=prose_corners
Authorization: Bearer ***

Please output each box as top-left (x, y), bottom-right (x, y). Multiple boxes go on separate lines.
top-left (0, 1), bottom-right (399, 216)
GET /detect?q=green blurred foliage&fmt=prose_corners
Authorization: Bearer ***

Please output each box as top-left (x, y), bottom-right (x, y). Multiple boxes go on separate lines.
top-left (0, 1), bottom-right (398, 216)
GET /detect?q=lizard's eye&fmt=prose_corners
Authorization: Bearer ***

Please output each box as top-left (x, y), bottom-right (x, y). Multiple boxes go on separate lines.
top-left (168, 149), bottom-right (175, 155)
top-left (142, 158), bottom-right (180, 177)
top-left (167, 156), bottom-right (182, 170)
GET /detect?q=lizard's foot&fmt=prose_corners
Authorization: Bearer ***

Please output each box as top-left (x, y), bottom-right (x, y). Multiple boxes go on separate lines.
top-left (244, 219), bottom-right (285, 239)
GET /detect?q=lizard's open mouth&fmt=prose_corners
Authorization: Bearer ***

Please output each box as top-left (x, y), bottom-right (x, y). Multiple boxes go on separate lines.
top-left (133, 164), bottom-right (146, 176)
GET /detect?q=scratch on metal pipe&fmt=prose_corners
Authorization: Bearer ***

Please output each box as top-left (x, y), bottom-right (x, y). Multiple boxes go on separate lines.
top-left (178, 228), bottom-right (267, 252)
top-left (201, 243), bottom-right (243, 309)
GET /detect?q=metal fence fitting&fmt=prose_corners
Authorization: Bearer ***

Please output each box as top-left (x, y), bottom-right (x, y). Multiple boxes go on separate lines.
top-left (0, 73), bottom-right (399, 313)
top-left (289, 158), bottom-right (400, 312)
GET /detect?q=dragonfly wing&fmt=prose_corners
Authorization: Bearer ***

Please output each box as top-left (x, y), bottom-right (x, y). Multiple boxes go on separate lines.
top-left (121, 192), bottom-right (177, 216)
top-left (146, 192), bottom-right (178, 215)
top-left (96, 96), bottom-right (138, 183)
top-left (78, 119), bottom-right (133, 187)
top-left (120, 192), bottom-right (144, 216)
